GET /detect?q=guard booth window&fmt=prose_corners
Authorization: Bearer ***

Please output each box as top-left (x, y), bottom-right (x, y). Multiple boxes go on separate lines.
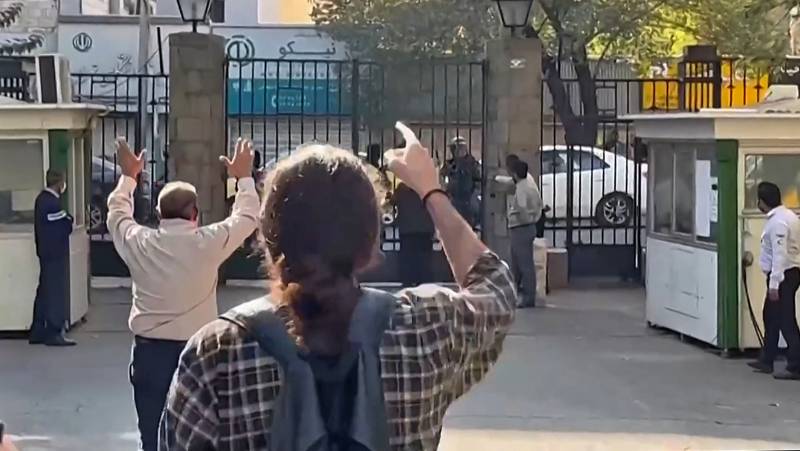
top-left (652, 144), bottom-right (673, 234)
top-left (674, 148), bottom-right (694, 235)
top-left (744, 154), bottom-right (800, 211)
top-left (649, 141), bottom-right (718, 247)
top-left (0, 139), bottom-right (44, 232)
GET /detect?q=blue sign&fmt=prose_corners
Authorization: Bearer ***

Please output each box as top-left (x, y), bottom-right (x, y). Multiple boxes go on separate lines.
top-left (227, 79), bottom-right (350, 116)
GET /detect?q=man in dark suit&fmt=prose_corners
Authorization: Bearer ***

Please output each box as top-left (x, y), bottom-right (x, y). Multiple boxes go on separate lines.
top-left (393, 182), bottom-right (435, 286)
top-left (29, 170), bottom-right (75, 347)
top-left (441, 137), bottom-right (481, 226)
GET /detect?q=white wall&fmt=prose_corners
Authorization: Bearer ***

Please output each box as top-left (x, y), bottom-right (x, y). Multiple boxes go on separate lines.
top-left (56, 22), bottom-right (344, 77)
top-left (646, 238), bottom-right (719, 346)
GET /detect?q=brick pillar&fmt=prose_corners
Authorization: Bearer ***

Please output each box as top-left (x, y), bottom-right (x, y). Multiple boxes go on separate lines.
top-left (168, 32), bottom-right (227, 225)
top-left (483, 37), bottom-right (542, 261)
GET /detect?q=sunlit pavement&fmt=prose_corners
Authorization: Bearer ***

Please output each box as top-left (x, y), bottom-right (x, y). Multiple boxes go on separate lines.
top-left (1, 282), bottom-right (799, 450)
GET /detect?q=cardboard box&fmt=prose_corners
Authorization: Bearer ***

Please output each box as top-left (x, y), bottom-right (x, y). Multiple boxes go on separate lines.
top-left (547, 248), bottom-right (568, 290)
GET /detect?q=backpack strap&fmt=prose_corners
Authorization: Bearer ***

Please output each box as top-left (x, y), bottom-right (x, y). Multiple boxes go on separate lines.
top-left (348, 287), bottom-right (397, 348)
top-left (221, 298), bottom-right (328, 451)
top-left (345, 288), bottom-right (396, 451)
top-left (220, 298), bottom-right (299, 366)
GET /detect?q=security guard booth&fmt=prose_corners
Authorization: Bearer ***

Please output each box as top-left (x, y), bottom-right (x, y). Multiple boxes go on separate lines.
top-left (0, 101), bottom-right (107, 331)
top-left (627, 88), bottom-right (800, 352)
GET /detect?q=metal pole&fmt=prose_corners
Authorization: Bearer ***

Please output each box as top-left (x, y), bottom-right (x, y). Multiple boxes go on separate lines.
top-left (137, 0), bottom-right (151, 152)
top-left (135, 0), bottom-right (151, 220)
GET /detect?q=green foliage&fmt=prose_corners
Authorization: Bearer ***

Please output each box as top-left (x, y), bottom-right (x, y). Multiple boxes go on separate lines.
top-left (0, 2), bottom-right (23, 29)
top-left (311, 0), bottom-right (500, 60)
top-left (684, 0), bottom-right (791, 60)
top-left (312, 0), bottom-right (795, 65)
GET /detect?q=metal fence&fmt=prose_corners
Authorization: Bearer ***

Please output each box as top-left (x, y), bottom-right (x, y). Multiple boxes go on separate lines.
top-left (71, 73), bottom-right (169, 237)
top-left (223, 57), bottom-right (486, 281)
top-left (540, 55), bottom-right (772, 278)
top-left (0, 59), bottom-right (30, 100)
top-left (0, 52), bottom-right (780, 280)
top-left (225, 58), bottom-right (486, 241)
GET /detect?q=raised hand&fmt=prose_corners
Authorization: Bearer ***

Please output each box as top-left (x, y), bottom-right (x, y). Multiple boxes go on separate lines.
top-left (220, 138), bottom-right (255, 179)
top-left (115, 137), bottom-right (146, 179)
top-left (384, 122), bottom-right (441, 197)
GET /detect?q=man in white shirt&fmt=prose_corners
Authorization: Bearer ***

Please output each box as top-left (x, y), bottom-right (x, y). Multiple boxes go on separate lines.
top-left (749, 182), bottom-right (800, 380)
top-left (107, 137), bottom-right (259, 450)
top-left (505, 155), bottom-right (543, 308)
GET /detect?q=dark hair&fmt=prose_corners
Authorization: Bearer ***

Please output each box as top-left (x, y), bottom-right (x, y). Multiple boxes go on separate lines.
top-left (757, 182), bottom-right (782, 209)
top-left (506, 154), bottom-right (520, 167)
top-left (261, 145), bottom-right (383, 355)
top-left (46, 169), bottom-right (64, 188)
top-left (512, 160), bottom-right (529, 179)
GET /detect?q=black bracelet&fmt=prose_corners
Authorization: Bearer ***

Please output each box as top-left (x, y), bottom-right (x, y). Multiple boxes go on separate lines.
top-left (422, 189), bottom-right (448, 208)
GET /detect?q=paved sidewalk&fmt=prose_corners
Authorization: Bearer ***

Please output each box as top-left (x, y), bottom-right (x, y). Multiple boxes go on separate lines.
top-left (1, 284), bottom-right (799, 450)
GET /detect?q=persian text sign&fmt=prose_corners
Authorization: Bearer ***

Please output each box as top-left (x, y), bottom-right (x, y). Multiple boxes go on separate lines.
top-left (227, 79), bottom-right (350, 115)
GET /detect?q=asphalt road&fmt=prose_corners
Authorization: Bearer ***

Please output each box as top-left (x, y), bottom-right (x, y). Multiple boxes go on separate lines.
top-left (1, 283), bottom-right (799, 450)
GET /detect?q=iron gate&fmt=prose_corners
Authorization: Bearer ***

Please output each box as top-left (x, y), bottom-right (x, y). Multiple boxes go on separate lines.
top-left (223, 58), bottom-right (486, 282)
top-left (539, 71), bottom-right (647, 280)
top-left (71, 73), bottom-right (170, 277)
top-left (540, 55), bottom-right (770, 280)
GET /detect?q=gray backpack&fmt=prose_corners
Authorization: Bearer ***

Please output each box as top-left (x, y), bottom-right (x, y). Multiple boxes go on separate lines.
top-left (220, 288), bottom-right (396, 451)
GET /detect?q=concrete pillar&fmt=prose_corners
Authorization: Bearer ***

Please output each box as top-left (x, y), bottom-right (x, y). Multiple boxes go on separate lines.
top-left (168, 32), bottom-right (227, 226)
top-left (483, 37), bottom-right (542, 261)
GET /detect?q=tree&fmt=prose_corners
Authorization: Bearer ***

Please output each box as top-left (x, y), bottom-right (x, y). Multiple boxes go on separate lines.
top-left (0, 2), bottom-right (46, 56)
top-left (681, 0), bottom-right (792, 59)
top-left (312, 0), bottom-right (795, 146)
top-left (312, 0), bottom-right (498, 59)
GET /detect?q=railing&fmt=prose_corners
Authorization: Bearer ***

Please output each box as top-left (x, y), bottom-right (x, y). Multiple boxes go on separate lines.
top-left (71, 73), bottom-right (170, 237)
top-left (0, 58), bottom-right (30, 101)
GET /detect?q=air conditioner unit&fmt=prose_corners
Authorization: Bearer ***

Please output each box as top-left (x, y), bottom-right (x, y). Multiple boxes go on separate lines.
top-left (34, 54), bottom-right (72, 104)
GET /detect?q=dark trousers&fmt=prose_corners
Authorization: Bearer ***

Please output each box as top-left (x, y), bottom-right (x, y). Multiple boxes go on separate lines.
top-left (761, 268), bottom-right (800, 371)
top-left (31, 257), bottom-right (68, 337)
top-left (130, 336), bottom-right (186, 451)
top-left (399, 233), bottom-right (434, 287)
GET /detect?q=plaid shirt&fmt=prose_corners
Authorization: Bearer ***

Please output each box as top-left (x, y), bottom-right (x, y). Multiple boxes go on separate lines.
top-left (159, 252), bottom-right (516, 451)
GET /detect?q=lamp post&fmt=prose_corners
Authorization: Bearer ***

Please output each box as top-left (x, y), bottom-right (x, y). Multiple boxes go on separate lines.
top-left (492, 0), bottom-right (534, 35)
top-left (483, 0), bottom-right (539, 261)
top-left (176, 0), bottom-right (212, 32)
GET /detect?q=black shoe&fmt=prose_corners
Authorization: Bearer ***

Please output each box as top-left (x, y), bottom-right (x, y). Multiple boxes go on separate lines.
top-left (44, 334), bottom-right (76, 347)
top-left (773, 369), bottom-right (800, 380)
top-left (28, 331), bottom-right (47, 345)
top-left (747, 360), bottom-right (773, 374)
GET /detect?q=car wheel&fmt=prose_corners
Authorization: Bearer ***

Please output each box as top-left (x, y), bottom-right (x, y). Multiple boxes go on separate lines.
top-left (595, 192), bottom-right (634, 227)
top-left (89, 199), bottom-right (106, 233)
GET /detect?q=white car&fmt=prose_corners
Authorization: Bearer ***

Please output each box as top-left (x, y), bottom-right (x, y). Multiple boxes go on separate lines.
top-left (539, 145), bottom-right (647, 227)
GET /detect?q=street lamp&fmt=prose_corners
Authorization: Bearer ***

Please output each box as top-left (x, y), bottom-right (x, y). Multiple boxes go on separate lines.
top-left (493, 0), bottom-right (534, 31)
top-left (176, 0), bottom-right (213, 32)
